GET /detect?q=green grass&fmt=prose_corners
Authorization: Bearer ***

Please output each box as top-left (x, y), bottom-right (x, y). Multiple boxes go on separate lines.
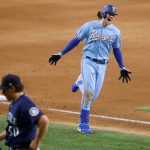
top-left (0, 116), bottom-right (150, 150)
top-left (136, 106), bottom-right (150, 112)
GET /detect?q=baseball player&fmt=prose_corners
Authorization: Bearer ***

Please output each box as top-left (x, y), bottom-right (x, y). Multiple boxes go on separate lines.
top-left (49, 4), bottom-right (131, 134)
top-left (0, 74), bottom-right (49, 150)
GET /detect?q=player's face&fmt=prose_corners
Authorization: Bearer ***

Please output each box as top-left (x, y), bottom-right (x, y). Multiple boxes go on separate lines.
top-left (104, 13), bottom-right (115, 26)
top-left (2, 86), bottom-right (16, 101)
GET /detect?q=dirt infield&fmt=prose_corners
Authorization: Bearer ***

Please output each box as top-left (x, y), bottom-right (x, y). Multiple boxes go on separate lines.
top-left (0, 0), bottom-right (150, 135)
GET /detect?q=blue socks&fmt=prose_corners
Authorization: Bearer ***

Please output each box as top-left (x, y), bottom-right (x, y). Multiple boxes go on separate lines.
top-left (80, 109), bottom-right (90, 124)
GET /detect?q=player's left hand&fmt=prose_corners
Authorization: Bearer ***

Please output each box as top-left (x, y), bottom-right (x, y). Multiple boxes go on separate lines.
top-left (119, 68), bottom-right (132, 83)
top-left (29, 139), bottom-right (39, 150)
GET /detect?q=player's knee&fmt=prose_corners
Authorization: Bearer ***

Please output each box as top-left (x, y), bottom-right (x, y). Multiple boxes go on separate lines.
top-left (85, 90), bottom-right (93, 101)
top-left (82, 90), bottom-right (94, 109)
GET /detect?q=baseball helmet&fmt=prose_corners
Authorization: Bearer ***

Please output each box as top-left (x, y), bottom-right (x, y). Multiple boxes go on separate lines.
top-left (100, 4), bottom-right (117, 18)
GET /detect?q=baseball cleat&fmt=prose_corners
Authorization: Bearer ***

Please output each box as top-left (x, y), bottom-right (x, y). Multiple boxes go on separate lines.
top-left (78, 123), bottom-right (93, 134)
top-left (72, 83), bottom-right (79, 92)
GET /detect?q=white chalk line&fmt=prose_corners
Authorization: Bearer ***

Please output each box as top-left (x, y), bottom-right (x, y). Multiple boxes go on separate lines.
top-left (1, 101), bottom-right (150, 125)
top-left (40, 107), bottom-right (150, 125)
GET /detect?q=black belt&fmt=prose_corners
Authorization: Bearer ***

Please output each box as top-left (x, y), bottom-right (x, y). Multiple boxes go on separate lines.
top-left (85, 56), bottom-right (108, 64)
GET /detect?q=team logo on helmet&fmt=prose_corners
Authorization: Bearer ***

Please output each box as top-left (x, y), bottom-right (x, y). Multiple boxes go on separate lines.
top-left (29, 107), bottom-right (39, 116)
top-left (112, 7), bottom-right (116, 13)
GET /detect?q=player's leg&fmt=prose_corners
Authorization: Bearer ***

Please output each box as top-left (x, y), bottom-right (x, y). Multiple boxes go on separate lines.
top-left (72, 74), bottom-right (84, 93)
top-left (78, 58), bottom-right (96, 134)
top-left (89, 64), bottom-right (107, 108)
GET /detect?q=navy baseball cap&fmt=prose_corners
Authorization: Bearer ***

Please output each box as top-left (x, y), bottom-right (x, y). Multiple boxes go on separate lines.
top-left (0, 74), bottom-right (23, 90)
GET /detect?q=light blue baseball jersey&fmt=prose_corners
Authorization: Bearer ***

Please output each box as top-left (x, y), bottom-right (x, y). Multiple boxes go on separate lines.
top-left (75, 20), bottom-right (121, 60)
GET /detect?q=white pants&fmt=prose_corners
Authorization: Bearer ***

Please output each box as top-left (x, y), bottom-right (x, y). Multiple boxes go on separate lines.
top-left (76, 57), bottom-right (107, 110)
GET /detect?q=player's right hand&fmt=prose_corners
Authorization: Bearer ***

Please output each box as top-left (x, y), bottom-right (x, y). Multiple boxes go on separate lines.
top-left (29, 139), bottom-right (39, 150)
top-left (48, 54), bottom-right (61, 65)
top-left (0, 131), bottom-right (6, 141)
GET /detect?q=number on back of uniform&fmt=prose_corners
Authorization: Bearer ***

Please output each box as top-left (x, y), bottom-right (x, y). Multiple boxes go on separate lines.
top-left (8, 126), bottom-right (19, 137)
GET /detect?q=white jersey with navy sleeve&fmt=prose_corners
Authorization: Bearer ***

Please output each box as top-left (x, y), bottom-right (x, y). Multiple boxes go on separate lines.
top-left (75, 20), bottom-right (121, 60)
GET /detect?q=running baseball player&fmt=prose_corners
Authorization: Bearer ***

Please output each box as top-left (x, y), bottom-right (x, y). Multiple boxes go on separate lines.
top-left (49, 4), bottom-right (131, 134)
top-left (0, 74), bottom-right (49, 150)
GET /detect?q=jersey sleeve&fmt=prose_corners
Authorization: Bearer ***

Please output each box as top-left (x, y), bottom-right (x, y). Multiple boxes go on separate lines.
top-left (75, 23), bottom-right (89, 41)
top-left (21, 101), bottom-right (43, 125)
top-left (112, 31), bottom-right (122, 48)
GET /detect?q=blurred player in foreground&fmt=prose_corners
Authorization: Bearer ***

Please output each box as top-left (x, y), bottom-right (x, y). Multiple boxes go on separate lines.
top-left (0, 74), bottom-right (49, 150)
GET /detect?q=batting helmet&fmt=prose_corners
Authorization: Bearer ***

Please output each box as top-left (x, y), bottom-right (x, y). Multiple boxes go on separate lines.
top-left (100, 4), bottom-right (117, 18)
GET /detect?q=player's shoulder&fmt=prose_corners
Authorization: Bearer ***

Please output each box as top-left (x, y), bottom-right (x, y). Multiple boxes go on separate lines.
top-left (109, 24), bottom-right (121, 34)
top-left (19, 94), bottom-right (32, 102)
top-left (19, 94), bottom-right (35, 108)
top-left (18, 95), bottom-right (42, 118)
top-left (84, 20), bottom-right (100, 27)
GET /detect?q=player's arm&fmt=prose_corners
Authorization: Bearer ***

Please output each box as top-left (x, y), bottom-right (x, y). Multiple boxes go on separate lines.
top-left (0, 131), bottom-right (6, 141)
top-left (48, 37), bottom-right (81, 65)
top-left (113, 47), bottom-right (124, 69)
top-left (113, 47), bottom-right (131, 83)
top-left (30, 115), bottom-right (49, 150)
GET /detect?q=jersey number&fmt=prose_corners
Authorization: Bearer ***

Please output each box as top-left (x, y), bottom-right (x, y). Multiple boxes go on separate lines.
top-left (8, 126), bottom-right (19, 137)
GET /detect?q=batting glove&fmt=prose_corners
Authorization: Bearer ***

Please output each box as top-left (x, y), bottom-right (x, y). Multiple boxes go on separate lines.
top-left (48, 53), bottom-right (61, 65)
top-left (119, 67), bottom-right (132, 83)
